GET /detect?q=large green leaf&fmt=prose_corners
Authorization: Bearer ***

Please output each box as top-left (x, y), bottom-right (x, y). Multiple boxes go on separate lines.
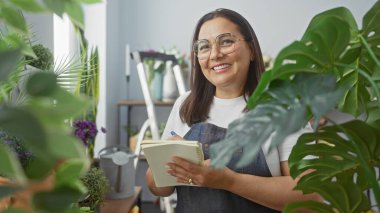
top-left (0, 7), bottom-right (28, 33)
top-left (288, 120), bottom-right (379, 212)
top-left (283, 200), bottom-right (333, 213)
top-left (32, 186), bottom-right (84, 212)
top-left (360, 1), bottom-right (380, 75)
top-left (0, 143), bottom-right (26, 183)
top-left (42, 0), bottom-right (65, 17)
top-left (26, 72), bottom-right (58, 97)
top-left (0, 49), bottom-right (22, 82)
top-left (55, 159), bottom-right (88, 187)
top-left (306, 7), bottom-right (358, 38)
top-left (210, 73), bottom-right (346, 168)
top-left (9, 0), bottom-right (45, 13)
top-left (0, 106), bottom-right (47, 155)
top-left (1, 208), bottom-right (28, 213)
top-left (64, 0), bottom-right (84, 29)
top-left (271, 16), bottom-right (351, 80)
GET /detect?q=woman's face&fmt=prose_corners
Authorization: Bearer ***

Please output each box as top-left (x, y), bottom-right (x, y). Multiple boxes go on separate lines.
top-left (197, 17), bottom-right (252, 98)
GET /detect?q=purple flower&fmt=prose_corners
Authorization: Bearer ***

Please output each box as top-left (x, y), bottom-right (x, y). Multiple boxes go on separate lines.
top-left (74, 120), bottom-right (99, 146)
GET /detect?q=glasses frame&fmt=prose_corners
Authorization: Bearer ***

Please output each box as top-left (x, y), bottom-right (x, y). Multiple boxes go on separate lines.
top-left (193, 33), bottom-right (245, 60)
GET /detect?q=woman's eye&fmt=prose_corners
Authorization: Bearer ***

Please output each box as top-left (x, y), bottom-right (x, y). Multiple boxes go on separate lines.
top-left (199, 44), bottom-right (210, 52)
top-left (220, 39), bottom-right (234, 46)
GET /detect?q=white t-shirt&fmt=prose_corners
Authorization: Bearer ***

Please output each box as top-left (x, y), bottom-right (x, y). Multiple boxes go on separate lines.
top-left (162, 91), bottom-right (311, 176)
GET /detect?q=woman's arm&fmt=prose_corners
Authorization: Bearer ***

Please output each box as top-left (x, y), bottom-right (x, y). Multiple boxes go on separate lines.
top-left (146, 168), bottom-right (175, 197)
top-left (167, 157), bottom-right (321, 211)
top-left (225, 161), bottom-right (321, 211)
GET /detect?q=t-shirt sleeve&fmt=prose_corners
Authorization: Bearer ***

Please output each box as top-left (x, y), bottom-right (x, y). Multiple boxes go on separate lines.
top-left (161, 92), bottom-right (190, 140)
top-left (278, 123), bottom-right (313, 161)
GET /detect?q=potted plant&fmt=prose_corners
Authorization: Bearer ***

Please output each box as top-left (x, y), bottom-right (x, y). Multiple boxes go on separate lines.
top-left (79, 167), bottom-right (109, 211)
top-left (210, 1), bottom-right (380, 212)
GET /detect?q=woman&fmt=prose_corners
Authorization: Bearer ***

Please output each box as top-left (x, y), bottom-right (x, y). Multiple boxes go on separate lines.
top-left (146, 8), bottom-right (320, 212)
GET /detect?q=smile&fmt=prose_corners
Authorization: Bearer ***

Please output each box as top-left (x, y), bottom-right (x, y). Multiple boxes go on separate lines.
top-left (212, 64), bottom-right (231, 71)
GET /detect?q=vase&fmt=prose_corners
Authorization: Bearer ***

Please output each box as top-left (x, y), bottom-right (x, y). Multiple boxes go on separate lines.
top-left (162, 62), bottom-right (178, 102)
top-left (151, 71), bottom-right (163, 101)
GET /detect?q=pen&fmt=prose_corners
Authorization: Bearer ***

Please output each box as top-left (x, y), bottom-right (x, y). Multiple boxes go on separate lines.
top-left (170, 131), bottom-right (177, 136)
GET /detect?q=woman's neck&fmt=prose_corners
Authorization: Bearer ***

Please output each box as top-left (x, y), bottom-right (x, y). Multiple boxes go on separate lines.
top-left (215, 88), bottom-right (243, 99)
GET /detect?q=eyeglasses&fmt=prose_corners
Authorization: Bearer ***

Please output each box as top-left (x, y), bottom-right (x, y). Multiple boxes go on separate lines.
top-left (193, 33), bottom-right (245, 60)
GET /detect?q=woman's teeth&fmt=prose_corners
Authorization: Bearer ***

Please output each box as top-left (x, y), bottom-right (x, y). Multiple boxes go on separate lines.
top-left (213, 64), bottom-right (230, 71)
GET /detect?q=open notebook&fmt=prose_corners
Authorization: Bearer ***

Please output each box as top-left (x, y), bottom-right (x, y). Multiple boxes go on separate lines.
top-left (141, 140), bottom-right (204, 187)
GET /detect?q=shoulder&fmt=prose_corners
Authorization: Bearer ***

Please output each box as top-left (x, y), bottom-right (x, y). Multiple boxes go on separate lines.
top-left (172, 91), bottom-right (191, 110)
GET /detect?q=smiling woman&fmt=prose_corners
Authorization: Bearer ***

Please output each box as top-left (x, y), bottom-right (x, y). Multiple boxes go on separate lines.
top-left (145, 8), bottom-right (320, 213)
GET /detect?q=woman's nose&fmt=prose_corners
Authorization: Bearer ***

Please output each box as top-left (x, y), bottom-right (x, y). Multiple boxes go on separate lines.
top-left (209, 44), bottom-right (223, 60)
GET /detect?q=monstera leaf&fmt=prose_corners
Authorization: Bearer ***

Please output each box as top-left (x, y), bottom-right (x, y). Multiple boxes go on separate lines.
top-left (285, 120), bottom-right (380, 212)
top-left (249, 3), bottom-right (380, 118)
top-left (210, 73), bottom-right (347, 168)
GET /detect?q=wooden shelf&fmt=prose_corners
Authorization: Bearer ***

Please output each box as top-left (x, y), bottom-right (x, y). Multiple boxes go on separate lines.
top-left (100, 186), bottom-right (142, 213)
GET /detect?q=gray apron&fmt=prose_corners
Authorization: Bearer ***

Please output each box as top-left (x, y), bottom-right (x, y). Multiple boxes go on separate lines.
top-left (176, 122), bottom-right (280, 213)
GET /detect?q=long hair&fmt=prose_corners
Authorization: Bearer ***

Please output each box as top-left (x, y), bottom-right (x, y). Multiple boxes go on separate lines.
top-left (180, 8), bottom-right (265, 126)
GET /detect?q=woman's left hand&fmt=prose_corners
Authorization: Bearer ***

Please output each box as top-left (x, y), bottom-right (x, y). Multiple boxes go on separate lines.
top-left (166, 156), bottom-right (235, 189)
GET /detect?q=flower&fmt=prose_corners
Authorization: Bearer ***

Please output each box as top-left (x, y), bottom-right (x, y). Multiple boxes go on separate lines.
top-left (74, 120), bottom-right (102, 146)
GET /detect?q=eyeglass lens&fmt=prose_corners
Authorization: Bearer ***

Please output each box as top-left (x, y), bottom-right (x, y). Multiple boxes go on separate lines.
top-left (194, 34), bottom-right (237, 60)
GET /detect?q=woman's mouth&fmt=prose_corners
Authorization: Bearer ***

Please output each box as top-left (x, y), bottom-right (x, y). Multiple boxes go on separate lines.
top-left (212, 64), bottom-right (231, 72)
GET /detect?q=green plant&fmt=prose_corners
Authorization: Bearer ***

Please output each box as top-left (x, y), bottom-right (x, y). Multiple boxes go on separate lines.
top-left (0, 0), bottom-right (101, 212)
top-left (79, 167), bottom-right (109, 211)
top-left (25, 44), bottom-right (54, 70)
top-left (211, 1), bottom-right (380, 212)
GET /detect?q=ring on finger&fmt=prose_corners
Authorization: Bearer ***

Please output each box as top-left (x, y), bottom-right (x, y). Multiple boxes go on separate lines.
top-left (188, 178), bottom-right (193, 185)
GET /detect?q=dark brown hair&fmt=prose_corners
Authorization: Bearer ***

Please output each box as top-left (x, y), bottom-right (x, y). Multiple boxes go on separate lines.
top-left (180, 8), bottom-right (265, 126)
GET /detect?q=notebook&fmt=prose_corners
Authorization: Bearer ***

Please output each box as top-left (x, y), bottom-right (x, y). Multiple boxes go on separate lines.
top-left (141, 140), bottom-right (204, 187)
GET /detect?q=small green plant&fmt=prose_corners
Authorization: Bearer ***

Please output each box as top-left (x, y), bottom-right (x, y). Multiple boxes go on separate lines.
top-left (25, 44), bottom-right (53, 70)
top-left (80, 167), bottom-right (109, 211)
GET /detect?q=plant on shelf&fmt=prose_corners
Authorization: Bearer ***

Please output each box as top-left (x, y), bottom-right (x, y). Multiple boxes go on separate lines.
top-left (211, 1), bottom-right (380, 212)
top-left (79, 167), bottom-right (109, 212)
top-left (25, 44), bottom-right (54, 70)
top-left (0, 0), bottom-right (101, 212)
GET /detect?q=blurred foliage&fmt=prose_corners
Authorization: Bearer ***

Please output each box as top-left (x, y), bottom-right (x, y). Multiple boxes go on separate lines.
top-left (0, 0), bottom-right (101, 212)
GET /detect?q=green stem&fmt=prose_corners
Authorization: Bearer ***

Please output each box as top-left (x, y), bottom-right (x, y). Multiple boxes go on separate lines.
top-left (326, 118), bottom-right (380, 208)
top-left (359, 35), bottom-right (380, 68)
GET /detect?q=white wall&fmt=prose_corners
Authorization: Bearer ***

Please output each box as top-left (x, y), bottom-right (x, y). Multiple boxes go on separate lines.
top-left (23, 13), bottom-right (54, 50)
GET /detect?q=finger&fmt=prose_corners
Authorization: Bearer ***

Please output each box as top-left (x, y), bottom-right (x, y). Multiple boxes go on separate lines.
top-left (167, 162), bottom-right (191, 180)
top-left (168, 135), bottom-right (183, 140)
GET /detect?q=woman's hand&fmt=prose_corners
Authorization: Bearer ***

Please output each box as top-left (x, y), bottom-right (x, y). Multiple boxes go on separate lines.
top-left (166, 157), bottom-right (235, 190)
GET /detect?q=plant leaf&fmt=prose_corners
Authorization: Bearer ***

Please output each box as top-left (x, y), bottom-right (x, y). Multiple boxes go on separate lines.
top-left (55, 159), bottom-right (88, 187)
top-left (0, 7), bottom-right (28, 33)
top-left (0, 49), bottom-right (22, 82)
top-left (42, 0), bottom-right (65, 17)
top-left (0, 106), bottom-right (47, 156)
top-left (0, 143), bottom-right (26, 183)
top-left (210, 73), bottom-right (346, 168)
top-left (283, 200), bottom-right (333, 213)
top-left (32, 186), bottom-right (84, 212)
top-left (9, 0), bottom-right (45, 13)
top-left (64, 1), bottom-right (84, 29)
